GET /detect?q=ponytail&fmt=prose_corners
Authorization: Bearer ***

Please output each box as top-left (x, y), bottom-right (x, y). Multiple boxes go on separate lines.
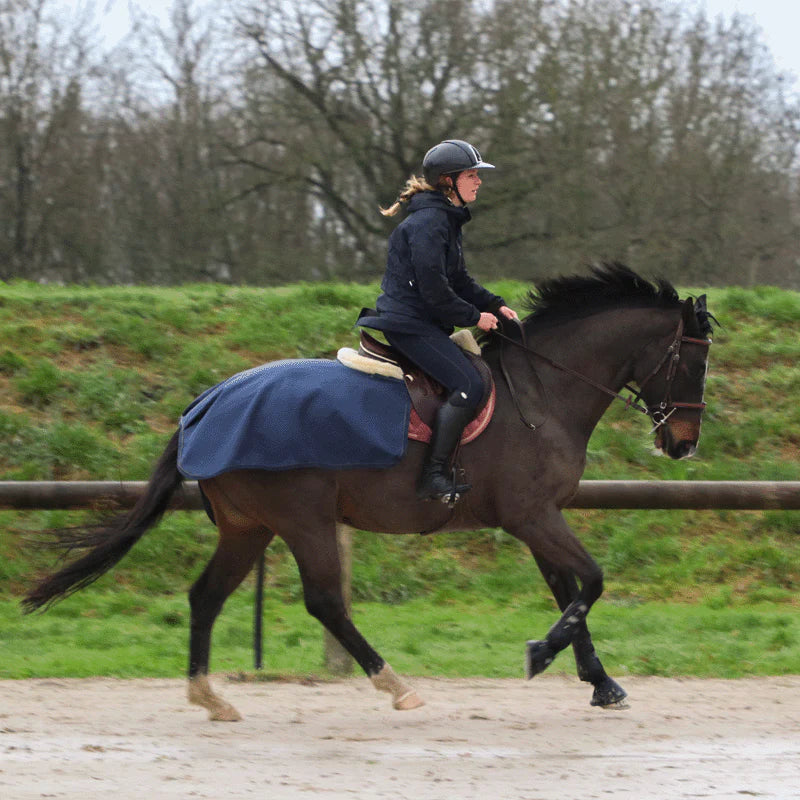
top-left (380, 174), bottom-right (448, 217)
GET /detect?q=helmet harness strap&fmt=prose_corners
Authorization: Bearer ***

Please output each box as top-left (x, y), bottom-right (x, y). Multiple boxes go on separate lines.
top-left (446, 172), bottom-right (468, 205)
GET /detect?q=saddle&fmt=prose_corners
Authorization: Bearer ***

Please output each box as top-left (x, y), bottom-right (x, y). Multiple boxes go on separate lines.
top-left (337, 329), bottom-right (496, 445)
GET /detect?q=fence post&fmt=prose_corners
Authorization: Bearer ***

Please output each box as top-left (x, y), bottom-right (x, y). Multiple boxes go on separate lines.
top-left (323, 523), bottom-right (354, 675)
top-left (253, 551), bottom-right (266, 671)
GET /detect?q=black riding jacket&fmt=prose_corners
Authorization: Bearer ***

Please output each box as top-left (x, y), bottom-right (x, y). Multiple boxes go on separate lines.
top-left (358, 191), bottom-right (503, 336)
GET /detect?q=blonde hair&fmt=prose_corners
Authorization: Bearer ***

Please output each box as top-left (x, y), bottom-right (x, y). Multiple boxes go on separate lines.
top-left (380, 174), bottom-right (452, 217)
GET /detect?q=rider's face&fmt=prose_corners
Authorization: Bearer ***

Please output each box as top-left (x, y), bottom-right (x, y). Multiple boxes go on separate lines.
top-left (450, 169), bottom-right (482, 204)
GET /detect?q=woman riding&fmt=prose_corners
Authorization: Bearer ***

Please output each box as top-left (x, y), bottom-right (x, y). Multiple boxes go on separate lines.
top-left (358, 139), bottom-right (518, 503)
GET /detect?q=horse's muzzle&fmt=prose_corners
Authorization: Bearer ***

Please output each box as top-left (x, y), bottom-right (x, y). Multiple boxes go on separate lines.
top-left (655, 416), bottom-right (701, 460)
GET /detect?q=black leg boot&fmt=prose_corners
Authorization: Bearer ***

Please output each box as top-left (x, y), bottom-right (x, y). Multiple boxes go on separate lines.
top-left (416, 398), bottom-right (474, 502)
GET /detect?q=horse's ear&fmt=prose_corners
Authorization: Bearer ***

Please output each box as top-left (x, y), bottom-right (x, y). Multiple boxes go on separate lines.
top-left (692, 293), bottom-right (719, 337)
top-left (694, 294), bottom-right (708, 314)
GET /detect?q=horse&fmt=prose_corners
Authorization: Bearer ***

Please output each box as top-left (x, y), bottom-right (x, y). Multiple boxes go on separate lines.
top-left (23, 263), bottom-right (714, 721)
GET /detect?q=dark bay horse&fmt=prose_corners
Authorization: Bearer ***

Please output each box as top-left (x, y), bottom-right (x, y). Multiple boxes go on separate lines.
top-left (23, 264), bottom-right (714, 720)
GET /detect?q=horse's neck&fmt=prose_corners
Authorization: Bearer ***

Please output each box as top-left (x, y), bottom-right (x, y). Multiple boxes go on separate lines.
top-left (517, 307), bottom-right (678, 431)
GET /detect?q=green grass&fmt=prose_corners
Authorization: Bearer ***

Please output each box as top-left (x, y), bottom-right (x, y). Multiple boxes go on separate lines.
top-left (0, 279), bottom-right (798, 680)
top-left (3, 590), bottom-right (798, 680)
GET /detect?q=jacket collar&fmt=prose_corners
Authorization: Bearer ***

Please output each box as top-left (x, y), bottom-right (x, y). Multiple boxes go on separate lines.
top-left (406, 190), bottom-right (471, 222)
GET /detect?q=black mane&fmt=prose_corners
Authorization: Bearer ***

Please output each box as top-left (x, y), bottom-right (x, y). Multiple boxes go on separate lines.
top-left (523, 262), bottom-right (680, 323)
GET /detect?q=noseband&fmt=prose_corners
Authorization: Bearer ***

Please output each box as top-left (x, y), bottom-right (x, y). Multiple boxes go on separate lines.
top-left (495, 316), bottom-right (711, 431)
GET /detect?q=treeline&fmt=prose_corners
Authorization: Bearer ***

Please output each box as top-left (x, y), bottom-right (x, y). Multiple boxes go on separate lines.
top-left (1, 0), bottom-right (799, 287)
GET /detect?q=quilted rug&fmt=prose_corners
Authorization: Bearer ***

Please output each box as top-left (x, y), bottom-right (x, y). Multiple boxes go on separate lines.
top-left (177, 359), bottom-right (411, 479)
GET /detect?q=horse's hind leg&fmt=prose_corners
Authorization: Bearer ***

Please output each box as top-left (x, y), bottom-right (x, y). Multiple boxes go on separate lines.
top-left (287, 521), bottom-right (423, 711)
top-left (186, 504), bottom-right (274, 721)
top-left (534, 556), bottom-right (628, 708)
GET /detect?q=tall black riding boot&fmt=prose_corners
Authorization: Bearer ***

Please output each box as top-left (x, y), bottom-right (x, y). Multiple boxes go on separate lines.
top-left (416, 397), bottom-right (474, 502)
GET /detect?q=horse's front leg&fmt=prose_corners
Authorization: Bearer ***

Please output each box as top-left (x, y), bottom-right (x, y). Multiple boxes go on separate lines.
top-left (504, 510), bottom-right (614, 693)
top-left (534, 555), bottom-right (628, 708)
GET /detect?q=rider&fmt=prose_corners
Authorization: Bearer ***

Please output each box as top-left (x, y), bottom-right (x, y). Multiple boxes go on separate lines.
top-left (358, 139), bottom-right (518, 503)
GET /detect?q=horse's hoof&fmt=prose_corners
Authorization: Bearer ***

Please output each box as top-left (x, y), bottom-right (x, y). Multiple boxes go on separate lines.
top-left (371, 663), bottom-right (424, 711)
top-left (209, 703), bottom-right (243, 722)
top-left (525, 639), bottom-right (555, 679)
top-left (188, 676), bottom-right (243, 722)
top-left (393, 690), bottom-right (425, 711)
top-left (590, 677), bottom-right (629, 709)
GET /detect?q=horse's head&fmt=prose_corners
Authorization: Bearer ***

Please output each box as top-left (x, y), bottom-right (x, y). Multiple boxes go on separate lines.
top-left (492, 265), bottom-right (717, 459)
top-left (636, 295), bottom-right (715, 459)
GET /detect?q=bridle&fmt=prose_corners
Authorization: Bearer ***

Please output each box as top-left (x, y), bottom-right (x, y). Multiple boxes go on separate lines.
top-left (494, 315), bottom-right (712, 432)
top-left (630, 315), bottom-right (711, 431)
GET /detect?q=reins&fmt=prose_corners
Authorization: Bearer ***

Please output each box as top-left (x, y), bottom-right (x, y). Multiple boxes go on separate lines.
top-left (493, 317), bottom-right (711, 431)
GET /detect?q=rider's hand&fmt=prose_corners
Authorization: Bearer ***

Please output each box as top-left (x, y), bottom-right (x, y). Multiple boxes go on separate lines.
top-left (477, 312), bottom-right (499, 331)
top-left (499, 305), bottom-right (519, 320)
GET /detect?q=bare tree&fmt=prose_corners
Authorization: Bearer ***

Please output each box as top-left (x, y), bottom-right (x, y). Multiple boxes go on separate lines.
top-left (0, 0), bottom-right (99, 280)
top-left (229, 0), bottom-right (514, 279)
top-left (659, 9), bottom-right (800, 285)
top-left (1, 0), bottom-right (797, 286)
top-left (93, 0), bottom-right (233, 282)
top-left (478, 0), bottom-right (800, 285)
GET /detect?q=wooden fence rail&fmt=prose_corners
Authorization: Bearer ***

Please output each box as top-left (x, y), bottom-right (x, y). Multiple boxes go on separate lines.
top-left (1, 480), bottom-right (799, 510)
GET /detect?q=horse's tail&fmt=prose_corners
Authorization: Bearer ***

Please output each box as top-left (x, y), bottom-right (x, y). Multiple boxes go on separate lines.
top-left (22, 430), bottom-right (184, 613)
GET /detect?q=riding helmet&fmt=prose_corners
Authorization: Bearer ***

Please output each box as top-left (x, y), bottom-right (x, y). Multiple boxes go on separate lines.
top-left (422, 139), bottom-right (495, 185)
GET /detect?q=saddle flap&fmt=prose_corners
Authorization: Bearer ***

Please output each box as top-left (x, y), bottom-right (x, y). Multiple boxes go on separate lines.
top-left (357, 330), bottom-right (494, 431)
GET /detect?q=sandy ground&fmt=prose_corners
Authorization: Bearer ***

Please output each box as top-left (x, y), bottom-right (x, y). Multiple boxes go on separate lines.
top-left (1, 674), bottom-right (799, 800)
